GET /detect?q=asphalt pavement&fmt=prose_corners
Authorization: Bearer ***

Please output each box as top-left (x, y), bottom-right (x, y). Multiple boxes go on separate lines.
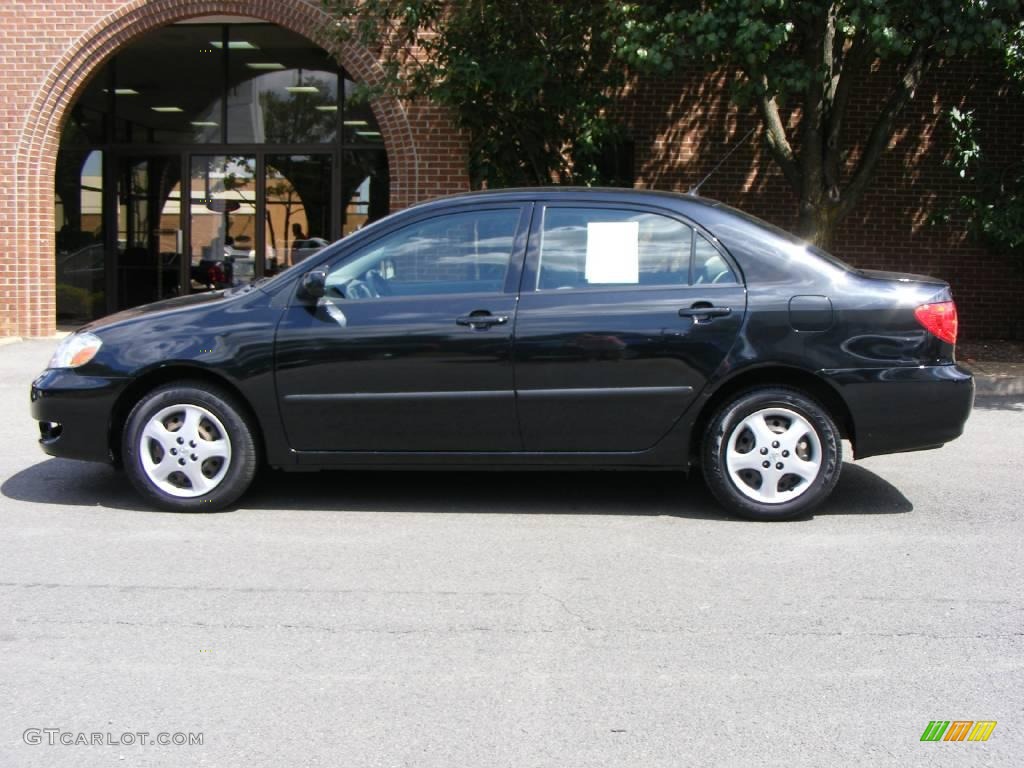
top-left (0, 339), bottom-right (1021, 767)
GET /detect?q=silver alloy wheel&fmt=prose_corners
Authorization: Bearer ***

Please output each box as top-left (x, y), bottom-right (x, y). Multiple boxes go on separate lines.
top-left (139, 403), bottom-right (232, 498)
top-left (725, 407), bottom-right (822, 504)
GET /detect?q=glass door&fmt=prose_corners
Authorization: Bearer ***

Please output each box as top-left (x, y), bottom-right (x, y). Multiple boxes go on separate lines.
top-left (55, 149), bottom-right (105, 324)
top-left (97, 148), bottom-right (387, 309)
top-left (113, 155), bottom-right (184, 311)
top-left (264, 154), bottom-right (333, 271)
top-left (188, 154), bottom-right (259, 291)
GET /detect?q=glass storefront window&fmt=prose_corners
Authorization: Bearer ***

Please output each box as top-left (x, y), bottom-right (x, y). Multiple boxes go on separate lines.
top-left (55, 150), bottom-right (105, 323)
top-left (342, 150), bottom-right (389, 235)
top-left (265, 155), bottom-right (333, 270)
top-left (190, 155), bottom-right (258, 290)
top-left (116, 156), bottom-right (183, 309)
top-left (341, 77), bottom-right (384, 147)
top-left (113, 24), bottom-right (224, 145)
top-left (226, 25), bottom-right (339, 144)
top-left (54, 19), bottom-right (392, 321)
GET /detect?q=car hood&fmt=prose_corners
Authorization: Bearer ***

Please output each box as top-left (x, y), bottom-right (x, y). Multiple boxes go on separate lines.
top-left (80, 290), bottom-right (230, 332)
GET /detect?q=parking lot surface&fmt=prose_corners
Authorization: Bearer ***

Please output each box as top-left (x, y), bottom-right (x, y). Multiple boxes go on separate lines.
top-left (1, 339), bottom-right (1021, 767)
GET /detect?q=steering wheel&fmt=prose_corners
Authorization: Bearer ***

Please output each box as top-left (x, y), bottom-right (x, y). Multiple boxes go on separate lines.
top-left (364, 269), bottom-right (391, 297)
top-left (342, 278), bottom-right (375, 300)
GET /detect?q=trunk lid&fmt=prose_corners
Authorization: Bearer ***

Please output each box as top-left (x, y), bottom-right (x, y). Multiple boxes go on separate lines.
top-left (856, 268), bottom-right (948, 287)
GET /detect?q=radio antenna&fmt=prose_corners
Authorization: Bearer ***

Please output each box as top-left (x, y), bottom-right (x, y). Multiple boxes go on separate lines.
top-left (688, 126), bottom-right (757, 196)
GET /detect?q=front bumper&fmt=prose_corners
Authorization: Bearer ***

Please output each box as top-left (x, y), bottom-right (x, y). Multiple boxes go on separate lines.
top-left (30, 369), bottom-right (127, 463)
top-left (821, 363), bottom-right (974, 459)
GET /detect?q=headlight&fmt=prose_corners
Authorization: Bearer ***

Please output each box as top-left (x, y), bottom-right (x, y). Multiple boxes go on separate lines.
top-left (49, 332), bottom-right (103, 369)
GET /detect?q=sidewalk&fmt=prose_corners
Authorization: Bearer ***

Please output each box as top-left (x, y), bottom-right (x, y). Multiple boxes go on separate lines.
top-left (961, 360), bottom-right (1024, 397)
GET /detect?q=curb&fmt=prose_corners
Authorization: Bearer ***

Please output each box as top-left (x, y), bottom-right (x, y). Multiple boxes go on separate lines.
top-left (973, 374), bottom-right (1024, 397)
top-left (0, 333), bottom-right (69, 347)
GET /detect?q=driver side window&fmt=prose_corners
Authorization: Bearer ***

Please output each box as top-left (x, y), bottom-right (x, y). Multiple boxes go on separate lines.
top-left (325, 209), bottom-right (520, 300)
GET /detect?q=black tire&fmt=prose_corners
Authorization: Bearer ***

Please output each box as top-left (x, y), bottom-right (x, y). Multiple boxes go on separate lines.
top-left (122, 382), bottom-right (258, 512)
top-left (702, 386), bottom-right (841, 521)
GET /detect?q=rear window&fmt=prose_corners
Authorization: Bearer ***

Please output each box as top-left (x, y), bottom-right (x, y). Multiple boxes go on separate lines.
top-left (715, 204), bottom-right (855, 273)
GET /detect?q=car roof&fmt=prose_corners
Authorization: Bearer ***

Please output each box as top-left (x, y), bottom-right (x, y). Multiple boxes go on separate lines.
top-left (408, 186), bottom-right (731, 217)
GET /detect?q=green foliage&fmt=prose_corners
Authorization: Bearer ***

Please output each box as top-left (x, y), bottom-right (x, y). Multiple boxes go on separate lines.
top-left (946, 27), bottom-right (1024, 261)
top-left (324, 1), bottom-right (1022, 244)
top-left (614, 1), bottom-right (1019, 100)
top-left (324, 0), bottom-right (623, 188)
top-left (612, 1), bottom-right (1022, 245)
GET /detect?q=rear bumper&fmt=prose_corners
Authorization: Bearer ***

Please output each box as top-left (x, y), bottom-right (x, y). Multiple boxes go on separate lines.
top-left (30, 369), bottom-right (127, 463)
top-left (821, 364), bottom-right (974, 459)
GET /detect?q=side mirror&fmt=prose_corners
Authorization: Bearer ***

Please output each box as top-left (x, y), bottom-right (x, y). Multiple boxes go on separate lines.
top-left (300, 269), bottom-right (327, 299)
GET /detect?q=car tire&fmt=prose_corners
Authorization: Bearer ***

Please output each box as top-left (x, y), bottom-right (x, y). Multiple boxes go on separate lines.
top-left (702, 387), bottom-right (841, 521)
top-left (122, 382), bottom-right (258, 512)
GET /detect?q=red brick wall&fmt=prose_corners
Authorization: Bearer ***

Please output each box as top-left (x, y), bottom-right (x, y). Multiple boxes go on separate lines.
top-left (1, 1), bottom-right (1020, 340)
top-left (614, 61), bottom-right (1024, 340)
top-left (0, 0), bottom-right (468, 337)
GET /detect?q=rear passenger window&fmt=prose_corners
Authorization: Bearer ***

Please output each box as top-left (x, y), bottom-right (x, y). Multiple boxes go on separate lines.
top-left (693, 233), bottom-right (737, 284)
top-left (537, 208), bottom-right (692, 290)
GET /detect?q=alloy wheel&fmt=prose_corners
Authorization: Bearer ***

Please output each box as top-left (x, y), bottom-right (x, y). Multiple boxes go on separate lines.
top-left (139, 403), bottom-right (232, 498)
top-left (724, 407), bottom-right (822, 504)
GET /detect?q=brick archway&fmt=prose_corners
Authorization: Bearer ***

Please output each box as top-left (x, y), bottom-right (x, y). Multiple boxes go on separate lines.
top-left (14, 0), bottom-right (424, 337)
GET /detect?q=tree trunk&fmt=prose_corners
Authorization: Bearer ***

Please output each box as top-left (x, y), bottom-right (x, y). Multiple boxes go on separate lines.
top-left (797, 196), bottom-right (843, 251)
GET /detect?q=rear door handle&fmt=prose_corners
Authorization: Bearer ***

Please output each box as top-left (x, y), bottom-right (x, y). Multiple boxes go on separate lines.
top-left (678, 305), bottom-right (732, 322)
top-left (456, 311), bottom-right (509, 329)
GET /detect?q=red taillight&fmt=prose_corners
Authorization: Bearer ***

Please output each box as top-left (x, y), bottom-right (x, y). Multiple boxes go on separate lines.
top-left (209, 264), bottom-right (225, 285)
top-left (914, 301), bottom-right (958, 345)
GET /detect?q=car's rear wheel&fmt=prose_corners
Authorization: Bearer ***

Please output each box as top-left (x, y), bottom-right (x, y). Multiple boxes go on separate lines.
top-left (702, 387), bottom-right (841, 520)
top-left (122, 382), bottom-right (257, 512)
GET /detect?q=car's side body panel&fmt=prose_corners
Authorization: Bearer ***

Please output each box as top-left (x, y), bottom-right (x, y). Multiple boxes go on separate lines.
top-left (511, 197), bottom-right (747, 452)
top-left (31, 187), bottom-right (974, 476)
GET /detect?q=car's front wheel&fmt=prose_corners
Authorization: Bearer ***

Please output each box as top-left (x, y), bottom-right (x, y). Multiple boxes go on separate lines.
top-left (703, 387), bottom-right (841, 521)
top-left (122, 382), bottom-right (257, 512)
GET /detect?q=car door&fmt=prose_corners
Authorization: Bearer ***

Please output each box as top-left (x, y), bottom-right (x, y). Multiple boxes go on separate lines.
top-left (513, 203), bottom-right (747, 452)
top-left (274, 204), bottom-right (531, 452)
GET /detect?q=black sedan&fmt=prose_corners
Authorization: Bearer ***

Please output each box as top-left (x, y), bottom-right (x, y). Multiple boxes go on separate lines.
top-left (31, 188), bottom-right (974, 520)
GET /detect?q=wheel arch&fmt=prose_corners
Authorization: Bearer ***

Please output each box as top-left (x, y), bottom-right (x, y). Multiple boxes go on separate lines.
top-left (108, 364), bottom-right (265, 467)
top-left (689, 364), bottom-right (855, 464)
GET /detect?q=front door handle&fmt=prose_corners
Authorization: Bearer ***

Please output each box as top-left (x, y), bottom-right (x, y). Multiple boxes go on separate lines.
top-left (456, 311), bottom-right (509, 329)
top-left (678, 304), bottom-right (732, 323)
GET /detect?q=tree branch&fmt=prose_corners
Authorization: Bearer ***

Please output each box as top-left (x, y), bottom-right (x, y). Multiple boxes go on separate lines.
top-left (799, 4), bottom-right (832, 205)
top-left (823, 28), bottom-right (869, 195)
top-left (840, 42), bottom-right (932, 218)
top-left (753, 75), bottom-right (802, 193)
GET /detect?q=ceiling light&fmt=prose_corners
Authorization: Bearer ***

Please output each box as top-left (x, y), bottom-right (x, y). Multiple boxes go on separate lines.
top-left (286, 86), bottom-right (320, 94)
top-left (210, 40), bottom-right (258, 50)
top-left (245, 62), bottom-right (286, 70)
top-left (344, 120), bottom-right (368, 126)
top-left (315, 105), bottom-right (338, 112)
top-left (355, 130), bottom-right (382, 138)
top-left (190, 121), bottom-right (219, 127)
top-left (151, 106), bottom-right (184, 112)
top-left (104, 88), bottom-right (140, 95)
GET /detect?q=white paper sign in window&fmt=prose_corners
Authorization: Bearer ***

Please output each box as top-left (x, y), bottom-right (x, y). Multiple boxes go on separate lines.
top-left (585, 221), bottom-right (639, 284)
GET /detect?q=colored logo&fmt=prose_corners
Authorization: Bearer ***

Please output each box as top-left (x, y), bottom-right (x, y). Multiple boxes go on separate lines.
top-left (920, 721), bottom-right (997, 742)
